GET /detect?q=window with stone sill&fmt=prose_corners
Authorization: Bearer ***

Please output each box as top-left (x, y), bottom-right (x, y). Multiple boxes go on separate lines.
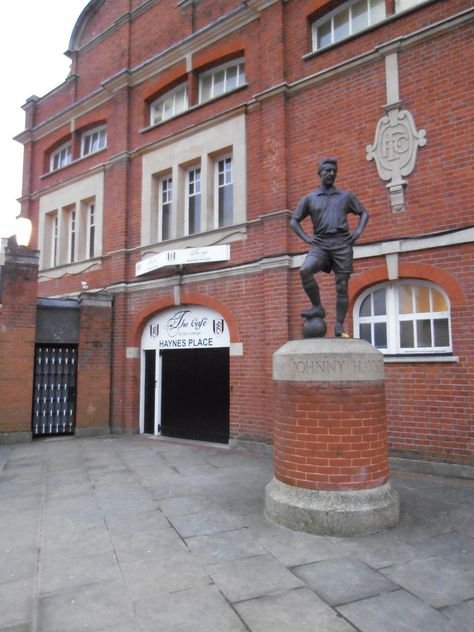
top-left (354, 281), bottom-right (452, 354)
top-left (158, 175), bottom-right (173, 242)
top-left (312, 0), bottom-right (386, 51)
top-left (50, 142), bottom-right (72, 172)
top-left (81, 126), bottom-right (107, 157)
top-left (199, 59), bottom-right (246, 103)
top-left (150, 84), bottom-right (188, 126)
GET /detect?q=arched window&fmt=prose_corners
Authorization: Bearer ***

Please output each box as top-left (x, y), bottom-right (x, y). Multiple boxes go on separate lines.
top-left (354, 281), bottom-right (452, 354)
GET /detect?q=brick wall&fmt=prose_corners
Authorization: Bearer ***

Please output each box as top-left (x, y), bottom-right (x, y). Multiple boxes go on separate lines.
top-left (76, 294), bottom-right (113, 434)
top-left (0, 247), bottom-right (39, 440)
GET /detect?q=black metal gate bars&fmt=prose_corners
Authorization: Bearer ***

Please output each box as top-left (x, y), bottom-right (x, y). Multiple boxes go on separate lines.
top-left (32, 345), bottom-right (77, 437)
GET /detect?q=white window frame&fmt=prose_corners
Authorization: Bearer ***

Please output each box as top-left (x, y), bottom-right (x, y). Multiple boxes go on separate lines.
top-left (141, 115), bottom-right (247, 249)
top-left (158, 175), bottom-right (173, 241)
top-left (49, 212), bottom-right (59, 268)
top-left (215, 154), bottom-right (233, 229)
top-left (38, 174), bottom-right (104, 272)
top-left (199, 59), bottom-right (246, 103)
top-left (185, 166), bottom-right (202, 236)
top-left (68, 207), bottom-right (77, 264)
top-left (81, 126), bottom-right (107, 157)
top-left (312, 0), bottom-right (386, 52)
top-left (87, 202), bottom-right (96, 259)
top-left (50, 142), bottom-right (72, 172)
top-left (150, 84), bottom-right (188, 126)
top-left (354, 281), bottom-right (452, 355)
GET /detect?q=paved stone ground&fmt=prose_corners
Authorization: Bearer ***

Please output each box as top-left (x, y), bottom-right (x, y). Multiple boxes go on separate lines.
top-left (0, 435), bottom-right (473, 632)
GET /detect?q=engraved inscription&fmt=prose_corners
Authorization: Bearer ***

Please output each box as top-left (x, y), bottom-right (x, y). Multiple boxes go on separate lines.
top-left (352, 358), bottom-right (384, 373)
top-left (292, 359), bottom-right (345, 375)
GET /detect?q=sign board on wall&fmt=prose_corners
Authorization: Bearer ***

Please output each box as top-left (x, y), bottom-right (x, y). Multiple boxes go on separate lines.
top-left (142, 306), bottom-right (230, 350)
top-left (136, 245), bottom-right (230, 276)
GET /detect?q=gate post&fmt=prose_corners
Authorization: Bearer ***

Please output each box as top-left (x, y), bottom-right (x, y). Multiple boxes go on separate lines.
top-left (0, 242), bottom-right (39, 443)
top-left (76, 292), bottom-right (113, 436)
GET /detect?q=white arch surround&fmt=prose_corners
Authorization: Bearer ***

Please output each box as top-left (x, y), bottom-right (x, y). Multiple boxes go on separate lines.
top-left (141, 305), bottom-right (230, 351)
top-left (140, 305), bottom-right (230, 435)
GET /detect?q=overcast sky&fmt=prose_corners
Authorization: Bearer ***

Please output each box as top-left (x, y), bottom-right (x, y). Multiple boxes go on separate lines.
top-left (0, 1), bottom-right (90, 238)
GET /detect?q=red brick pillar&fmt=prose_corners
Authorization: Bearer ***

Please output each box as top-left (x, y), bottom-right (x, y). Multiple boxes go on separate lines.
top-left (265, 339), bottom-right (399, 535)
top-left (76, 293), bottom-right (113, 436)
top-left (0, 245), bottom-right (39, 443)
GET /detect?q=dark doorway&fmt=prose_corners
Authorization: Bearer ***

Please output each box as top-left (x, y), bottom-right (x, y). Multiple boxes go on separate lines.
top-left (161, 348), bottom-right (229, 443)
top-left (32, 345), bottom-right (77, 437)
top-left (144, 350), bottom-right (157, 434)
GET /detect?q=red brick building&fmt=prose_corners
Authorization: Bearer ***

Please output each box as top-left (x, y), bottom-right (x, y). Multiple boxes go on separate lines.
top-left (11, 0), bottom-right (473, 464)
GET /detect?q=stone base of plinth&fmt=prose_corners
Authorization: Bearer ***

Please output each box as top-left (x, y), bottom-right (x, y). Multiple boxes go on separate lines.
top-left (265, 477), bottom-right (399, 536)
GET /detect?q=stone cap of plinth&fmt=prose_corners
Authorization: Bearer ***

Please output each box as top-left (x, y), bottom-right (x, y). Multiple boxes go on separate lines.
top-left (273, 338), bottom-right (384, 382)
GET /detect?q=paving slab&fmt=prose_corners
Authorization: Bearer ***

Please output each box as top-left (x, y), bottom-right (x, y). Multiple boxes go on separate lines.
top-left (443, 598), bottom-right (474, 631)
top-left (235, 587), bottom-right (357, 632)
top-left (207, 553), bottom-right (304, 602)
top-left (168, 506), bottom-right (239, 537)
top-left (325, 532), bottom-right (421, 569)
top-left (0, 546), bottom-right (38, 585)
top-left (185, 527), bottom-right (267, 564)
top-left (156, 493), bottom-right (212, 517)
top-left (120, 550), bottom-right (211, 600)
top-left (291, 557), bottom-right (398, 606)
top-left (0, 623), bottom-right (32, 632)
top-left (381, 553), bottom-right (474, 608)
top-left (40, 524), bottom-right (112, 561)
top-left (111, 525), bottom-right (188, 565)
top-left (337, 588), bottom-right (469, 632)
top-left (37, 579), bottom-right (136, 632)
top-left (258, 529), bottom-right (341, 567)
top-left (0, 579), bottom-right (34, 629)
top-left (134, 584), bottom-right (248, 632)
top-left (104, 507), bottom-right (170, 534)
top-left (38, 549), bottom-right (121, 596)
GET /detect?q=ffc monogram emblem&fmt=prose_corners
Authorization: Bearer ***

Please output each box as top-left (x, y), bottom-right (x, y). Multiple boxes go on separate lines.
top-left (150, 324), bottom-right (159, 338)
top-left (213, 319), bottom-right (225, 336)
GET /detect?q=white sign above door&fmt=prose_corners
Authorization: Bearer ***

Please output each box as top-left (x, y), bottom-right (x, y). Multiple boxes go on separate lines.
top-left (136, 245), bottom-right (230, 276)
top-left (142, 306), bottom-right (230, 350)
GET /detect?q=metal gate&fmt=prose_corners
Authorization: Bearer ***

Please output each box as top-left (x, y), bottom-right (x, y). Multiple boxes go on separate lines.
top-left (32, 345), bottom-right (78, 437)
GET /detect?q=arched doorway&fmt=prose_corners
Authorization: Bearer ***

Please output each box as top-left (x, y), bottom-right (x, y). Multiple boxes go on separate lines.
top-left (140, 305), bottom-right (230, 443)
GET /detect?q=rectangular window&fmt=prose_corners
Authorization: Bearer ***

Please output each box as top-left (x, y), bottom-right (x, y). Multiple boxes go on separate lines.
top-left (81, 126), bottom-right (107, 157)
top-left (88, 203), bottom-right (96, 259)
top-left (312, 0), bottom-right (386, 51)
top-left (151, 84), bottom-right (188, 126)
top-left (51, 213), bottom-right (59, 267)
top-left (50, 142), bottom-right (72, 172)
top-left (216, 156), bottom-right (233, 228)
top-left (186, 167), bottom-right (201, 235)
top-left (199, 60), bottom-right (246, 103)
top-left (68, 208), bottom-right (76, 263)
top-left (159, 176), bottom-right (173, 241)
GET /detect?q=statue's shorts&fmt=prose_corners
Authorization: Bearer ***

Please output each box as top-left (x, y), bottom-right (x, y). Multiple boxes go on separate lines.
top-left (303, 234), bottom-right (353, 275)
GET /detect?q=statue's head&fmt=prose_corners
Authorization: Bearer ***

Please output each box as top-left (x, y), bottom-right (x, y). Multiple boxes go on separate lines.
top-left (317, 157), bottom-right (338, 175)
top-left (317, 157), bottom-right (338, 187)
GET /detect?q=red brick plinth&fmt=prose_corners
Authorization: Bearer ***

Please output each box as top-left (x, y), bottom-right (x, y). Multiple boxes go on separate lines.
top-left (265, 339), bottom-right (399, 535)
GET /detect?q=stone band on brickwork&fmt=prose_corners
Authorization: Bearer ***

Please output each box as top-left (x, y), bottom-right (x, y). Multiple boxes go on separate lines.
top-left (265, 477), bottom-right (399, 536)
